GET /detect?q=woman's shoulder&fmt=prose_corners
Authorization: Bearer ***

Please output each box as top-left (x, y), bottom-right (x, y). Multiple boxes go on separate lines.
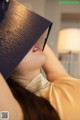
top-left (39, 75), bottom-right (80, 101)
top-left (53, 76), bottom-right (80, 85)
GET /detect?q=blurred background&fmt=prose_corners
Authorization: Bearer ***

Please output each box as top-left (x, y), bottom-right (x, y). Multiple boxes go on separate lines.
top-left (17, 0), bottom-right (80, 78)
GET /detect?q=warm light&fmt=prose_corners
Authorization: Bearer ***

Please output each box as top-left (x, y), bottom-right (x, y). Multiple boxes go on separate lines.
top-left (57, 28), bottom-right (80, 53)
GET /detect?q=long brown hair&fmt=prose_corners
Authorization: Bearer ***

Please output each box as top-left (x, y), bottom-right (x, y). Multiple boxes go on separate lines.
top-left (7, 78), bottom-right (60, 120)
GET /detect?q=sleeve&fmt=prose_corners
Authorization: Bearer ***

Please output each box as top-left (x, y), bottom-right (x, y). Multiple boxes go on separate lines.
top-left (40, 76), bottom-right (80, 120)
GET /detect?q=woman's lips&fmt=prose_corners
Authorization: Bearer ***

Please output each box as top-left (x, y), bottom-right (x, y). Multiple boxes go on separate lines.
top-left (33, 44), bottom-right (42, 52)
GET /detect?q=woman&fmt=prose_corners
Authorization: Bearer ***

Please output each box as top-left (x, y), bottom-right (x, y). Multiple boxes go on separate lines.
top-left (0, 31), bottom-right (59, 120)
top-left (0, 28), bottom-right (60, 120)
top-left (0, 0), bottom-right (60, 119)
top-left (1, 14), bottom-right (80, 119)
top-left (10, 42), bottom-right (80, 120)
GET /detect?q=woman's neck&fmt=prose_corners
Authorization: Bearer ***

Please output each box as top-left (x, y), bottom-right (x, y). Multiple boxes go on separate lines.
top-left (10, 69), bottom-right (41, 87)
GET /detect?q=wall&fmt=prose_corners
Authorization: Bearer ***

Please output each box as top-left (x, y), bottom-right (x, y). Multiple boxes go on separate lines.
top-left (45, 0), bottom-right (80, 52)
top-left (17, 0), bottom-right (46, 17)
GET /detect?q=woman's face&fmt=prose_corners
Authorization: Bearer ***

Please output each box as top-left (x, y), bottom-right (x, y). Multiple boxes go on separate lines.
top-left (13, 29), bottom-right (48, 75)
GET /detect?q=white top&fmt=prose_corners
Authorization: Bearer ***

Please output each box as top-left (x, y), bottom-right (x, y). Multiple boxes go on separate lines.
top-left (26, 73), bottom-right (80, 120)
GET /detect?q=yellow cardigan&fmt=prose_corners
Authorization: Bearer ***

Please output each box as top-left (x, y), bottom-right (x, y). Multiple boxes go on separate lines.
top-left (26, 73), bottom-right (80, 120)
